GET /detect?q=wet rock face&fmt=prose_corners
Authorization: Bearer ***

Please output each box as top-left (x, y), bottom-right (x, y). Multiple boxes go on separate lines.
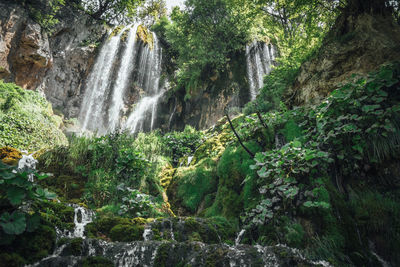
top-left (0, 2), bottom-right (106, 117)
top-left (288, 13), bottom-right (400, 106)
top-left (158, 52), bottom-right (250, 131)
top-left (34, 238), bottom-right (328, 267)
top-left (40, 8), bottom-right (107, 118)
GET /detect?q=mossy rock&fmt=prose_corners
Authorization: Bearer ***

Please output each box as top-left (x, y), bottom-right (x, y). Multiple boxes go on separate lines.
top-left (0, 146), bottom-right (22, 166)
top-left (61, 238), bottom-right (84, 256)
top-left (109, 25), bottom-right (124, 38)
top-left (109, 224), bottom-right (144, 242)
top-left (0, 81), bottom-right (67, 151)
top-left (86, 215), bottom-right (147, 242)
top-left (0, 253), bottom-right (25, 267)
top-left (159, 163), bottom-right (175, 189)
top-left (168, 158), bottom-right (218, 214)
top-left (6, 224), bottom-right (56, 264)
top-left (136, 25), bottom-right (154, 49)
top-left (80, 256), bottom-right (114, 267)
top-left (37, 201), bottom-right (75, 231)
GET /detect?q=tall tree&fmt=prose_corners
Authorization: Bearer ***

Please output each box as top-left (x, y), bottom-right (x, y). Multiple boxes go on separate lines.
top-left (82, 0), bottom-right (144, 23)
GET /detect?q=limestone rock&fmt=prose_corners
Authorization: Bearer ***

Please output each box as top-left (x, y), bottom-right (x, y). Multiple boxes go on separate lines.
top-left (0, 2), bottom-right (106, 118)
top-left (287, 14), bottom-right (400, 106)
top-left (13, 22), bottom-right (52, 90)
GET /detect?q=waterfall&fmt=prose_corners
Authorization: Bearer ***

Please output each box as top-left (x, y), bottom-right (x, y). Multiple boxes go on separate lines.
top-left (124, 33), bottom-right (163, 134)
top-left (79, 27), bottom-right (125, 134)
top-left (108, 24), bottom-right (139, 132)
top-left (245, 41), bottom-right (275, 100)
top-left (72, 205), bottom-right (95, 238)
top-left (78, 25), bottom-right (163, 135)
top-left (235, 229), bottom-right (246, 246)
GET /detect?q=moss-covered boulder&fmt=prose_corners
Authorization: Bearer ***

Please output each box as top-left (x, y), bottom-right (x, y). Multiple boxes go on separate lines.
top-left (86, 215), bottom-right (148, 242)
top-left (168, 158), bottom-right (218, 215)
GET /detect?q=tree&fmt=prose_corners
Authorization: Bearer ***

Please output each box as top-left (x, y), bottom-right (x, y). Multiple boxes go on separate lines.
top-left (82, 0), bottom-right (144, 23)
top-left (163, 0), bottom-right (258, 98)
top-left (137, 0), bottom-right (167, 26)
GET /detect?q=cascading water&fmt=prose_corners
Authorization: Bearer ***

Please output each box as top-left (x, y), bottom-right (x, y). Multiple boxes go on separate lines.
top-left (108, 24), bottom-right (139, 132)
top-left (31, 217), bottom-right (330, 266)
top-left (71, 205), bottom-right (95, 238)
top-left (245, 41), bottom-right (276, 100)
top-left (79, 27), bottom-right (125, 134)
top-left (124, 33), bottom-right (163, 134)
top-left (78, 25), bottom-right (163, 135)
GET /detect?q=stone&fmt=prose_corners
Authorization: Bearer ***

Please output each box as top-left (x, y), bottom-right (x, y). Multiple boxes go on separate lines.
top-left (287, 13), bottom-right (400, 106)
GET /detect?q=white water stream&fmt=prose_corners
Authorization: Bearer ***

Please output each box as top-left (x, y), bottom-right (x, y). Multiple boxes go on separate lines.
top-left (245, 41), bottom-right (276, 100)
top-left (79, 25), bottom-right (163, 135)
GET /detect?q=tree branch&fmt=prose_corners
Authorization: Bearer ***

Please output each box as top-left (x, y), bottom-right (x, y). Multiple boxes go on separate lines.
top-left (225, 110), bottom-right (254, 158)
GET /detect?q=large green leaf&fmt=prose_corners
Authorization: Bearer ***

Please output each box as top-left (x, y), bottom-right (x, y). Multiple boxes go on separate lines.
top-left (6, 187), bottom-right (26, 205)
top-left (0, 211), bottom-right (26, 235)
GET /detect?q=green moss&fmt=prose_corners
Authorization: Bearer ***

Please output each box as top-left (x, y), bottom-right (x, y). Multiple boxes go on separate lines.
top-left (109, 25), bottom-right (124, 38)
top-left (153, 242), bottom-right (172, 267)
top-left (137, 25), bottom-right (154, 49)
top-left (86, 215), bottom-right (147, 242)
top-left (284, 223), bottom-right (305, 248)
top-left (37, 201), bottom-right (75, 231)
top-left (63, 238), bottom-right (83, 256)
top-left (0, 81), bottom-right (67, 151)
top-left (109, 224), bottom-right (144, 242)
top-left (12, 224), bottom-right (56, 263)
top-left (172, 158), bottom-right (218, 213)
top-left (81, 256), bottom-right (114, 267)
top-left (205, 142), bottom-right (261, 219)
top-left (0, 253), bottom-right (25, 267)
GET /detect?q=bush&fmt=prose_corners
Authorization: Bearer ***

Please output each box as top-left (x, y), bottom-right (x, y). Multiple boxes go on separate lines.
top-left (0, 81), bottom-right (67, 151)
top-left (162, 125), bottom-right (204, 165)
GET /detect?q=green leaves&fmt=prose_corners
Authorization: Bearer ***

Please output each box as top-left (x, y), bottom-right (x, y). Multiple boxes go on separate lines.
top-left (0, 160), bottom-right (55, 237)
top-left (0, 211), bottom-right (26, 235)
top-left (35, 188), bottom-right (57, 200)
top-left (6, 187), bottom-right (26, 206)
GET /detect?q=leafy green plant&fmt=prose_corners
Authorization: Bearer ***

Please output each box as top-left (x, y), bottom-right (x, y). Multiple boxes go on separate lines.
top-left (162, 125), bottom-right (204, 165)
top-left (303, 63), bottom-right (400, 175)
top-left (119, 189), bottom-right (164, 218)
top-left (0, 161), bottom-right (55, 239)
top-left (247, 140), bottom-right (332, 225)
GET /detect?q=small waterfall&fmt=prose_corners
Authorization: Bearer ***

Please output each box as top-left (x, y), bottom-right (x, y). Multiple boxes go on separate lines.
top-left (18, 151), bottom-right (38, 182)
top-left (79, 25), bottom-right (163, 135)
top-left (235, 229), bottom-right (246, 246)
top-left (124, 33), bottom-right (163, 134)
top-left (30, 217), bottom-right (330, 266)
top-left (245, 41), bottom-right (275, 100)
top-left (108, 24), bottom-right (139, 132)
top-left (143, 227), bottom-right (153, 242)
top-left (79, 27), bottom-right (125, 134)
top-left (72, 205), bottom-right (95, 238)
top-left (56, 204), bottom-right (95, 239)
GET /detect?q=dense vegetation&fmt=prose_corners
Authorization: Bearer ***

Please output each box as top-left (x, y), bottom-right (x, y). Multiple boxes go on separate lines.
top-left (0, 81), bottom-right (67, 151)
top-left (1, 0), bottom-right (400, 266)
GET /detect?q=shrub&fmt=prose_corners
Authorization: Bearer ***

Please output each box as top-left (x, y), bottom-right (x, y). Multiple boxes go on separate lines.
top-left (0, 81), bottom-right (67, 151)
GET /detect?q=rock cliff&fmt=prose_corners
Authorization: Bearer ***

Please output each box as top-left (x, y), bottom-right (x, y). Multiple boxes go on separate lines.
top-left (0, 1), bottom-right (107, 118)
top-left (287, 13), bottom-right (400, 106)
top-left (0, 2), bottom-right (250, 131)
